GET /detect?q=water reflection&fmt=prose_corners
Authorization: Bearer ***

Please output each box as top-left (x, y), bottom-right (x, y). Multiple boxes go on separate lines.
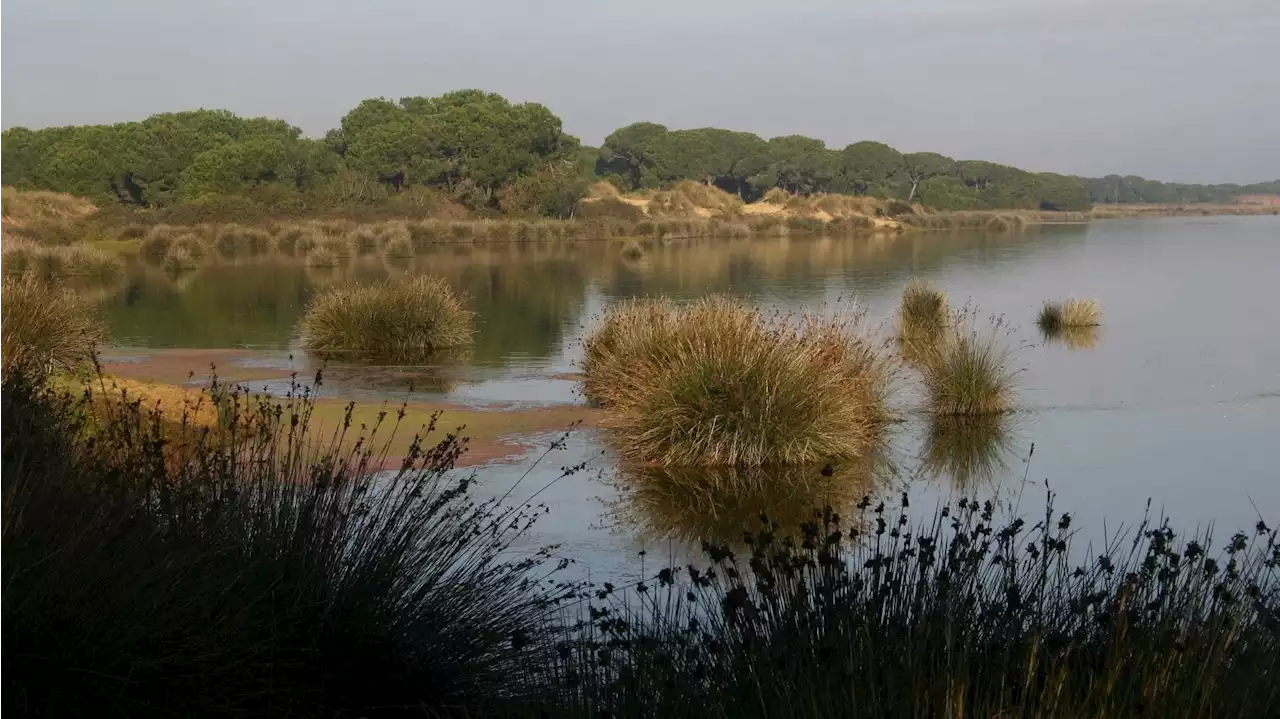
top-left (1041, 325), bottom-right (1102, 351)
top-left (919, 413), bottom-right (1022, 490)
top-left (606, 450), bottom-right (896, 547)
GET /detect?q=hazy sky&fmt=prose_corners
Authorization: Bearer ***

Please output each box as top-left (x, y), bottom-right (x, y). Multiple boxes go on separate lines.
top-left (3, 0), bottom-right (1277, 183)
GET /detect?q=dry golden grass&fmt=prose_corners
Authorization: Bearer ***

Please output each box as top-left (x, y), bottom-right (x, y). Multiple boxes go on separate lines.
top-left (1, 187), bottom-right (97, 226)
top-left (1038, 298), bottom-right (1102, 336)
top-left (2, 275), bottom-right (108, 376)
top-left (584, 296), bottom-right (891, 467)
top-left (300, 275), bottom-right (474, 362)
top-left (918, 323), bottom-right (1018, 416)
top-left (2, 241), bottom-right (125, 281)
top-left (898, 279), bottom-right (949, 340)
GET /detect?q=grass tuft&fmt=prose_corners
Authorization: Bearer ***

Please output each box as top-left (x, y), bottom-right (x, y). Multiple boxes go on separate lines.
top-left (898, 279), bottom-right (949, 340)
top-left (1038, 298), bottom-right (1102, 336)
top-left (584, 296), bottom-right (891, 466)
top-left (918, 321), bottom-right (1018, 416)
top-left (619, 239), bottom-right (645, 260)
top-left (2, 275), bottom-right (108, 376)
top-left (300, 275), bottom-right (474, 362)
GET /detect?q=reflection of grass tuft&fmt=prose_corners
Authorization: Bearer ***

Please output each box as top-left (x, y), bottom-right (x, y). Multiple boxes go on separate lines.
top-left (921, 413), bottom-right (1017, 489)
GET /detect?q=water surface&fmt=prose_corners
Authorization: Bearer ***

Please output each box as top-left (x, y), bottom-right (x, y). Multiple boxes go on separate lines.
top-left (97, 217), bottom-right (1280, 581)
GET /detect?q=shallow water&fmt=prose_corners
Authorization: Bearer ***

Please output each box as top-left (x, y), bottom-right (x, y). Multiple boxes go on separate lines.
top-left (97, 217), bottom-right (1280, 581)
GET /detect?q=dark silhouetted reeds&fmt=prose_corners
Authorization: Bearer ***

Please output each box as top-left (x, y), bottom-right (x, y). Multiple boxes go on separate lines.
top-left (1, 368), bottom-right (571, 717)
top-left (301, 275), bottom-right (474, 362)
top-left (547, 495), bottom-right (1279, 718)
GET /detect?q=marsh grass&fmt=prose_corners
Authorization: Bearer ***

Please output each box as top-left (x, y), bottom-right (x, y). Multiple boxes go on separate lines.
top-left (214, 223), bottom-right (273, 257)
top-left (1, 367), bottom-right (573, 717)
top-left (2, 242), bottom-right (125, 281)
top-left (301, 275), bottom-right (474, 362)
top-left (1038, 299), bottom-right (1103, 348)
top-left (550, 496), bottom-right (1280, 718)
top-left (304, 246), bottom-right (342, 268)
top-left (897, 279), bottom-right (949, 339)
top-left (918, 319), bottom-right (1019, 416)
top-left (1, 275), bottom-right (107, 376)
top-left (585, 296), bottom-right (892, 467)
top-left (619, 239), bottom-right (645, 260)
top-left (579, 297), bottom-right (679, 408)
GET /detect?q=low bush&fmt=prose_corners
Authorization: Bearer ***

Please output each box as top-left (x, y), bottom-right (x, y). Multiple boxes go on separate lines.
top-left (1, 275), bottom-right (107, 376)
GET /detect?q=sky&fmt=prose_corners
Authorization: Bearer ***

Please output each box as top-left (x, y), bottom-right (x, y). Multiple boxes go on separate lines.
top-left (2, 0), bottom-right (1277, 184)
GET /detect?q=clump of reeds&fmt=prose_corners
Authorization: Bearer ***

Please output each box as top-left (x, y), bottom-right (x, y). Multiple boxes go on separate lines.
top-left (580, 297), bottom-right (679, 408)
top-left (556, 495), bottom-right (1280, 718)
top-left (2, 242), bottom-right (124, 281)
top-left (584, 296), bottom-right (891, 467)
top-left (214, 223), bottom-right (273, 257)
top-left (619, 239), bottom-right (645, 260)
top-left (162, 246), bottom-right (200, 273)
top-left (304, 246), bottom-right (342, 268)
top-left (384, 233), bottom-right (414, 259)
top-left (1038, 298), bottom-right (1102, 335)
top-left (1, 275), bottom-right (107, 376)
top-left (918, 321), bottom-right (1018, 416)
top-left (300, 275), bottom-right (474, 362)
top-left (898, 279), bottom-right (949, 339)
top-left (1, 366), bottom-right (568, 717)
top-left (139, 224), bottom-right (187, 255)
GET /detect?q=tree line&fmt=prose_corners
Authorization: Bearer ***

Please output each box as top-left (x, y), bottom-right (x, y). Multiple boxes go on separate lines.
top-left (3, 89), bottom-right (1277, 218)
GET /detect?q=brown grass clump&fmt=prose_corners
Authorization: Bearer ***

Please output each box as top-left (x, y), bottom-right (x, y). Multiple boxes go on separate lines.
top-left (898, 279), bottom-right (949, 341)
top-left (304, 247), bottom-right (342, 268)
top-left (2, 275), bottom-right (108, 376)
top-left (1037, 299), bottom-right (1102, 336)
top-left (918, 322), bottom-right (1019, 416)
top-left (584, 296), bottom-right (891, 467)
top-left (585, 181), bottom-right (622, 199)
top-left (300, 275), bottom-right (474, 362)
top-left (2, 242), bottom-right (125, 281)
top-left (619, 239), bottom-right (645, 260)
top-left (580, 297), bottom-right (679, 407)
top-left (0, 187), bottom-right (97, 226)
top-left (648, 181), bottom-right (744, 219)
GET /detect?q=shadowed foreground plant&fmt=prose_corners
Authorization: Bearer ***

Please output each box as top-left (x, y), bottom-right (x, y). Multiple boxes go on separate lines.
top-left (1, 367), bottom-right (574, 717)
top-left (1, 275), bottom-right (107, 377)
top-left (548, 495), bottom-right (1279, 718)
top-left (301, 275), bottom-right (474, 362)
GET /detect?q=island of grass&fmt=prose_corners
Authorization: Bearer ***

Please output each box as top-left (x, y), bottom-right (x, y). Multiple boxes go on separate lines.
top-left (300, 275), bottom-right (474, 363)
top-left (582, 295), bottom-right (894, 467)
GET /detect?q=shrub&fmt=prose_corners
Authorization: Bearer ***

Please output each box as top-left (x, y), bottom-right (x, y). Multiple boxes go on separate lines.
top-left (1, 275), bottom-right (107, 376)
top-left (588, 296), bottom-right (890, 467)
top-left (1, 368), bottom-right (568, 717)
top-left (163, 245), bottom-right (201, 273)
top-left (620, 239), bottom-right (645, 260)
top-left (577, 196), bottom-right (647, 222)
top-left (300, 276), bottom-right (474, 362)
top-left (918, 322), bottom-right (1019, 416)
top-left (761, 187), bottom-right (792, 204)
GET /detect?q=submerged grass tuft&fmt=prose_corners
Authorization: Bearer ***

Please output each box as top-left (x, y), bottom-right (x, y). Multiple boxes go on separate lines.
top-left (1038, 298), bottom-right (1102, 335)
top-left (300, 275), bottom-right (474, 362)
